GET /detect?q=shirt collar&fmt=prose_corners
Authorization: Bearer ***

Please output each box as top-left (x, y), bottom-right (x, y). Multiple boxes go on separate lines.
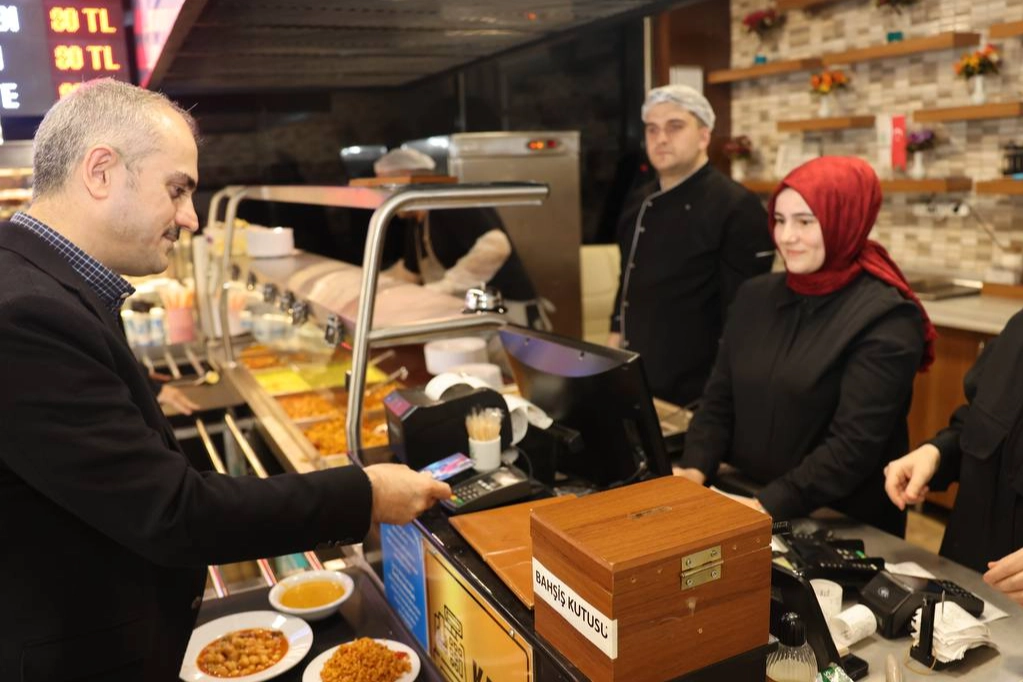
top-left (776, 274), bottom-right (856, 311)
top-left (658, 160), bottom-right (711, 194)
top-left (11, 212), bottom-right (134, 314)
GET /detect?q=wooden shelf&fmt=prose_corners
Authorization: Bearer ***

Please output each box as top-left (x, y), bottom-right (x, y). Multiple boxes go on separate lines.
top-left (710, 32), bottom-right (980, 85)
top-left (822, 32), bottom-right (981, 67)
top-left (975, 179), bottom-right (1023, 194)
top-left (880, 178), bottom-right (973, 193)
top-left (914, 102), bottom-right (1023, 123)
top-left (707, 58), bottom-right (822, 84)
top-left (777, 115), bottom-right (876, 132)
top-left (741, 179), bottom-right (781, 194)
top-left (776, 0), bottom-right (842, 9)
top-left (990, 21), bottom-right (1023, 39)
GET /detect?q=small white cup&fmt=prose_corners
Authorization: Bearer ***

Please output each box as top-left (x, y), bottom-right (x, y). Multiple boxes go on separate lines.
top-left (469, 437), bottom-right (501, 472)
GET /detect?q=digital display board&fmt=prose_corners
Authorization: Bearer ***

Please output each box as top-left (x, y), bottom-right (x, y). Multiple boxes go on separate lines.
top-left (0, 1), bottom-right (130, 118)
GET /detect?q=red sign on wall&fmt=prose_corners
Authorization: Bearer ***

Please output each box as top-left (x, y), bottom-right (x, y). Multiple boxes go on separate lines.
top-left (891, 115), bottom-right (907, 172)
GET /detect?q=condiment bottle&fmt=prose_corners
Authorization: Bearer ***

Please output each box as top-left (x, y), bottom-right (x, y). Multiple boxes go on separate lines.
top-left (767, 612), bottom-right (818, 682)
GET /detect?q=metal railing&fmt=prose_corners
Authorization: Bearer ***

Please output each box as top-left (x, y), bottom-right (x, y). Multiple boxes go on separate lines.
top-left (209, 182), bottom-right (548, 456)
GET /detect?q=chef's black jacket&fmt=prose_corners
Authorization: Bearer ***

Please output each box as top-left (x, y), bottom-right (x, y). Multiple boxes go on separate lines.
top-left (928, 308), bottom-right (1023, 572)
top-left (401, 207), bottom-right (538, 302)
top-left (681, 272), bottom-right (925, 536)
top-left (611, 163), bottom-right (774, 407)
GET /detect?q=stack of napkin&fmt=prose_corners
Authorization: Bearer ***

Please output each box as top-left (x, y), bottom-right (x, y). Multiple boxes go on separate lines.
top-left (911, 601), bottom-right (998, 663)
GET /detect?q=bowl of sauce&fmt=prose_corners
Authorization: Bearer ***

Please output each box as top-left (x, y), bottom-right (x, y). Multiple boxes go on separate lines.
top-left (268, 569), bottom-right (354, 621)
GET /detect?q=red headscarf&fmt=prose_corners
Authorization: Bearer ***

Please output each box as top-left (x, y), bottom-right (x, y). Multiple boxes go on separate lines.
top-left (767, 156), bottom-right (936, 371)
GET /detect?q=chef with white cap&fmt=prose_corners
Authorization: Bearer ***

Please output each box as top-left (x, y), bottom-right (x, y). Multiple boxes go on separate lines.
top-left (375, 147), bottom-right (548, 329)
top-left (608, 84), bottom-right (775, 408)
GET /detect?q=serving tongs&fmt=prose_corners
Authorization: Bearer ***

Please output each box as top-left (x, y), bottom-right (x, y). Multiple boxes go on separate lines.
top-left (185, 346), bottom-right (221, 386)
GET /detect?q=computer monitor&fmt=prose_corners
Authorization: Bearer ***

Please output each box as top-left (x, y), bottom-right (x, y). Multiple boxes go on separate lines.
top-left (498, 326), bottom-right (671, 488)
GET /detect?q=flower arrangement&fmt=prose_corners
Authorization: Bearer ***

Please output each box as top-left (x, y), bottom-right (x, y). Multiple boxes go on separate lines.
top-left (955, 44), bottom-right (1001, 79)
top-left (810, 70), bottom-right (850, 95)
top-left (906, 129), bottom-right (937, 153)
top-left (875, 0), bottom-right (917, 13)
top-left (743, 9), bottom-right (784, 36)
top-left (723, 136), bottom-right (754, 161)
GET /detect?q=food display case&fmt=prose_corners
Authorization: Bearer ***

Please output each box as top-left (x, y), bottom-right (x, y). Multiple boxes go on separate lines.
top-left (202, 183), bottom-right (547, 465)
top-left (0, 141), bottom-right (33, 221)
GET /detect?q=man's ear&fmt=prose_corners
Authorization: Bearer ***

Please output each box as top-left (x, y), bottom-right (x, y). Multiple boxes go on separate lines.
top-left (699, 126), bottom-right (712, 153)
top-left (81, 145), bottom-right (119, 200)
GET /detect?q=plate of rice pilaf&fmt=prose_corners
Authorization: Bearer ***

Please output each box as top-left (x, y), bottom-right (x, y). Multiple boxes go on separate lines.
top-left (302, 637), bottom-right (419, 682)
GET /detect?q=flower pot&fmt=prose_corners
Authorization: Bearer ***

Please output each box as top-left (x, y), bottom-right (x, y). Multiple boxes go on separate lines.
top-left (817, 96), bottom-right (833, 118)
top-left (732, 159), bottom-right (747, 182)
top-left (909, 151), bottom-right (926, 180)
top-left (970, 75), bottom-right (986, 105)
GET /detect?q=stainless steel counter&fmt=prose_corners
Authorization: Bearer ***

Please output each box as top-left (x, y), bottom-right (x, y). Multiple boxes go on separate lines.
top-left (921, 295), bottom-right (1022, 336)
top-left (823, 514), bottom-right (1023, 681)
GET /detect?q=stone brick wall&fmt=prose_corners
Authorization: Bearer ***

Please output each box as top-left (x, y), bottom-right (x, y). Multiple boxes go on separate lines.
top-left (729, 0), bottom-right (1023, 280)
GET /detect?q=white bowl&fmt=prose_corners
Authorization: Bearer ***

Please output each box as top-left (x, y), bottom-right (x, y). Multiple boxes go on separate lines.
top-left (246, 226), bottom-right (294, 258)
top-left (268, 570), bottom-right (354, 621)
top-left (423, 337), bottom-right (487, 375)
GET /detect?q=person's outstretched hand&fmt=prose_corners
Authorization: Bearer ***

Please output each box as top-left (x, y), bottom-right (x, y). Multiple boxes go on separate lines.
top-left (985, 546), bottom-right (1023, 607)
top-left (364, 463), bottom-right (452, 525)
top-left (672, 466), bottom-right (706, 485)
top-left (883, 444), bottom-right (940, 510)
top-left (157, 384), bottom-right (200, 415)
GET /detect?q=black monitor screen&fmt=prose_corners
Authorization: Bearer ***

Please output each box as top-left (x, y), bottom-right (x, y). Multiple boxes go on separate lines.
top-left (498, 326), bottom-right (671, 487)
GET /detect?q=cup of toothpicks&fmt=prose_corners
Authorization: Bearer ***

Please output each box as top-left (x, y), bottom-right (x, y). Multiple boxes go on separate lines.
top-left (465, 407), bottom-right (503, 472)
top-left (160, 285), bottom-right (195, 344)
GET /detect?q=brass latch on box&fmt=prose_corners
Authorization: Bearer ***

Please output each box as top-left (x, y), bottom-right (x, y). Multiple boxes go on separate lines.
top-left (680, 545), bottom-right (723, 591)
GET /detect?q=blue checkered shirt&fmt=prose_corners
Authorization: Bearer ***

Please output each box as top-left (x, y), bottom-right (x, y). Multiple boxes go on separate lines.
top-left (11, 211), bottom-right (134, 314)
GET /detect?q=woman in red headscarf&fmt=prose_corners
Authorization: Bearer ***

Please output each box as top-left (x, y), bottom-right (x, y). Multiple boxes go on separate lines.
top-left (677, 156), bottom-right (935, 535)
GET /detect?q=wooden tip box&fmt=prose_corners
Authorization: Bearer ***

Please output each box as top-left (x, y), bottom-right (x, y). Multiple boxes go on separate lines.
top-left (530, 477), bottom-right (772, 682)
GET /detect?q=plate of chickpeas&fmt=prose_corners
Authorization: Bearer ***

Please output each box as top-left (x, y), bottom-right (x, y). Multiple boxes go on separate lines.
top-left (180, 610), bottom-right (313, 681)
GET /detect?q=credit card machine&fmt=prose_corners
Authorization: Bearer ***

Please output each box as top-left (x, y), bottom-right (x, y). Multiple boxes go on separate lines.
top-left (440, 464), bottom-right (532, 515)
top-left (860, 570), bottom-right (985, 638)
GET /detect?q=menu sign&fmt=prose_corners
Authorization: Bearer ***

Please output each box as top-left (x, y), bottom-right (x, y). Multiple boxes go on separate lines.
top-left (0, 1), bottom-right (129, 117)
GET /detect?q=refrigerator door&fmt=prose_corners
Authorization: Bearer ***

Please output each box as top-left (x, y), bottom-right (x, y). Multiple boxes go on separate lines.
top-left (448, 132), bottom-right (582, 337)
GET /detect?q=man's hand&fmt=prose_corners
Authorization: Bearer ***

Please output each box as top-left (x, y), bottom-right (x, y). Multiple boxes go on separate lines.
top-left (383, 261), bottom-right (421, 285)
top-left (984, 546), bottom-right (1023, 607)
top-left (157, 384), bottom-right (200, 415)
top-left (606, 332), bottom-right (621, 349)
top-left (883, 444), bottom-right (940, 510)
top-left (364, 463), bottom-right (452, 525)
top-left (735, 496), bottom-right (766, 513)
top-left (672, 466), bottom-right (706, 485)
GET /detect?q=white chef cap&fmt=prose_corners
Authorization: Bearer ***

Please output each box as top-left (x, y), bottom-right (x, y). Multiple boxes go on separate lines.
top-left (641, 84), bottom-right (716, 130)
top-left (374, 148), bottom-right (437, 176)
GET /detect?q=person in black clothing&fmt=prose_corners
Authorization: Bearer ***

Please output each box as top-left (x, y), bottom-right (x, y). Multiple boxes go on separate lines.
top-left (374, 148), bottom-right (547, 329)
top-left (678, 157), bottom-right (935, 536)
top-left (609, 84), bottom-right (775, 407)
top-left (886, 313), bottom-right (1023, 602)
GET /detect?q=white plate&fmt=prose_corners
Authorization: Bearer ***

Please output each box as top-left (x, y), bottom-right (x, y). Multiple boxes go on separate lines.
top-left (180, 610), bottom-right (313, 682)
top-left (302, 638), bottom-right (420, 682)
